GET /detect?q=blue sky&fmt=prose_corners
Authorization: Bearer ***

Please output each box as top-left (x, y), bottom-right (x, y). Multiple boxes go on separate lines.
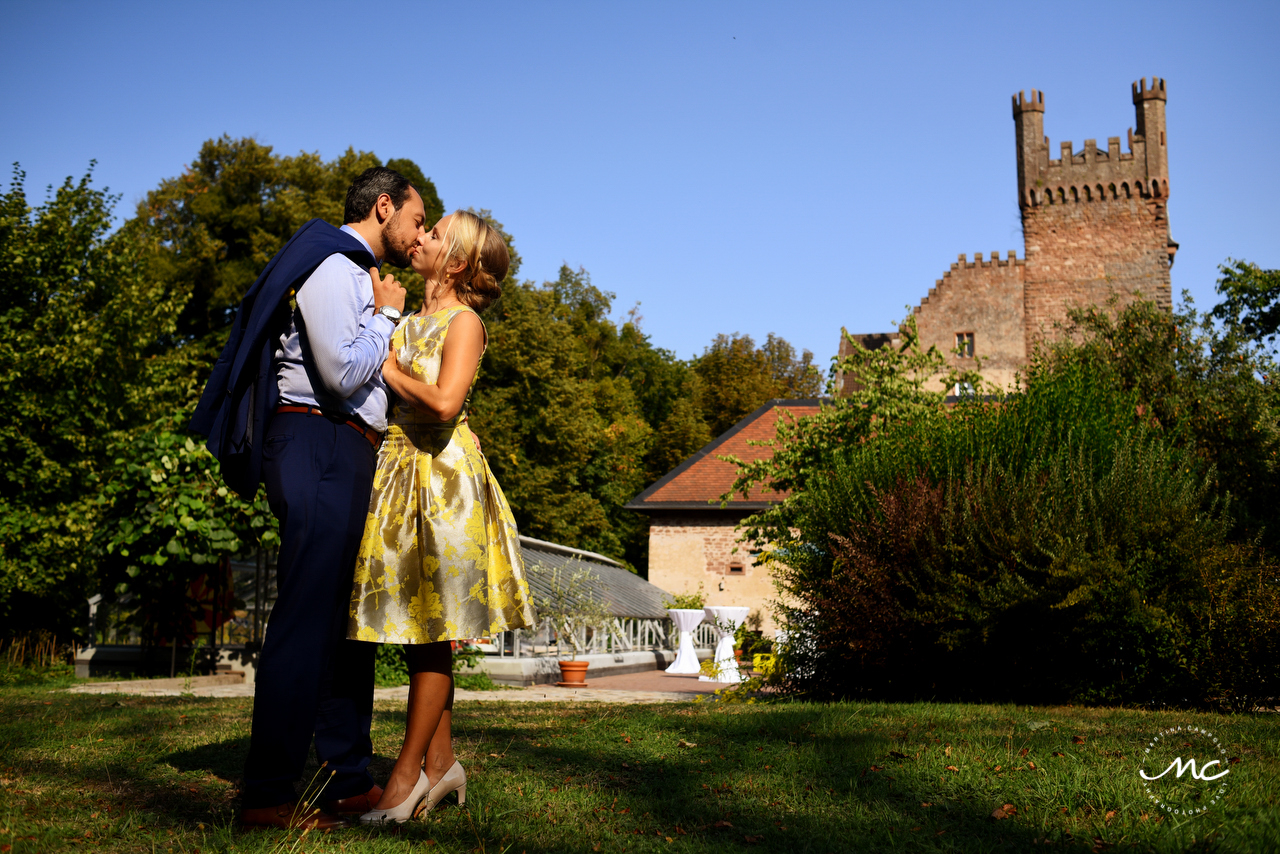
top-left (3, 1), bottom-right (1277, 372)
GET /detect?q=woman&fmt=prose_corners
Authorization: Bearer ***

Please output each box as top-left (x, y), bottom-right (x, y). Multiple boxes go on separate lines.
top-left (348, 210), bottom-right (535, 823)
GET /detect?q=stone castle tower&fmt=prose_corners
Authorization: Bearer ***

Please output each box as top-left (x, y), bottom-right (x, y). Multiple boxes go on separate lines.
top-left (839, 78), bottom-right (1177, 391)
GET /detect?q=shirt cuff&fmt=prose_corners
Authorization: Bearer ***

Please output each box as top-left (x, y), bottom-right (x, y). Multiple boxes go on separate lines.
top-left (370, 313), bottom-right (397, 335)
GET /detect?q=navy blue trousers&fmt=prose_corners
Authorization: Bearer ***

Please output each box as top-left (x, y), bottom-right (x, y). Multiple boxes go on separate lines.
top-left (241, 412), bottom-right (378, 808)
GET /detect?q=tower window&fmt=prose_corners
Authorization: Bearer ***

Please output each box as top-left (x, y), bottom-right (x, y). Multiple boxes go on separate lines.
top-left (728, 564), bottom-right (744, 575)
top-left (955, 332), bottom-right (975, 358)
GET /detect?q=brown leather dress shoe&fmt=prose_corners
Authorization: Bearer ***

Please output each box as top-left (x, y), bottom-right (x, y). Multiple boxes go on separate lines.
top-left (323, 785), bottom-right (384, 815)
top-left (240, 802), bottom-right (347, 830)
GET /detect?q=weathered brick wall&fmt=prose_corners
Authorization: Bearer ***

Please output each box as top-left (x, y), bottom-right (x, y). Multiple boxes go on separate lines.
top-left (913, 252), bottom-right (1027, 391)
top-left (1022, 195), bottom-right (1172, 345)
top-left (646, 512), bottom-right (781, 632)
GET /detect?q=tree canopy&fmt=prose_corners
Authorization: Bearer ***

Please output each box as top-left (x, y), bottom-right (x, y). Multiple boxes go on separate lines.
top-left (1, 140), bottom-right (821, 635)
top-left (1210, 259), bottom-right (1280, 351)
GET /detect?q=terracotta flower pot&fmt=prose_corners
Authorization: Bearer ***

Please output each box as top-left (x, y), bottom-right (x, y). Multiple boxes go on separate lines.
top-left (557, 659), bottom-right (590, 687)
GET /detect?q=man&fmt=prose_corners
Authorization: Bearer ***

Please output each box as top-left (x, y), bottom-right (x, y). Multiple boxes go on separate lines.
top-left (191, 167), bottom-right (424, 829)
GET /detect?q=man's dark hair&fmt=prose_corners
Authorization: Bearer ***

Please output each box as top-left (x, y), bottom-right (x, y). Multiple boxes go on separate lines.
top-left (344, 167), bottom-right (415, 224)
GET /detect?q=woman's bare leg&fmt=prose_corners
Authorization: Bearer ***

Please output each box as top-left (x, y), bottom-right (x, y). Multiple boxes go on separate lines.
top-left (425, 709), bottom-right (456, 783)
top-left (373, 642), bottom-right (453, 810)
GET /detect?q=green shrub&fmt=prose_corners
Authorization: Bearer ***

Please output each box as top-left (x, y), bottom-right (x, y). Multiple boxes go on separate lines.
top-left (373, 642), bottom-right (499, 689)
top-left (373, 643), bottom-right (409, 688)
top-left (757, 302), bottom-right (1280, 707)
top-left (662, 583), bottom-right (706, 611)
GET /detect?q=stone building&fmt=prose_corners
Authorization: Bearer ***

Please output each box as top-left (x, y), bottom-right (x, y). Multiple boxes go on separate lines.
top-left (625, 399), bottom-right (822, 632)
top-left (838, 78), bottom-right (1178, 391)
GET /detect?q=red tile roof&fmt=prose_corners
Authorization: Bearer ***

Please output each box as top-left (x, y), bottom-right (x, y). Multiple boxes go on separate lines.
top-left (625, 399), bottom-right (824, 510)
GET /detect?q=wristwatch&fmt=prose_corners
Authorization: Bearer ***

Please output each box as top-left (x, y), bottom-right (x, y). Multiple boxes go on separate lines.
top-left (376, 306), bottom-right (403, 323)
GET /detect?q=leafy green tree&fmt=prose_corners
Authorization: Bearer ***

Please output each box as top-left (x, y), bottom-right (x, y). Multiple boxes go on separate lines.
top-left (93, 422), bottom-right (279, 642)
top-left (647, 387), bottom-right (713, 478)
top-left (135, 136), bottom-right (443, 344)
top-left (0, 166), bottom-right (189, 632)
top-left (1211, 259), bottom-right (1280, 350)
top-left (692, 332), bottom-right (821, 435)
top-left (729, 314), bottom-right (981, 504)
top-left (1037, 296), bottom-right (1280, 546)
top-left (470, 267), bottom-right (656, 565)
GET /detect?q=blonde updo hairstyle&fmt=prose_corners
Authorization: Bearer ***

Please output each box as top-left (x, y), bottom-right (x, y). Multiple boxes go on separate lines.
top-left (429, 209), bottom-right (509, 312)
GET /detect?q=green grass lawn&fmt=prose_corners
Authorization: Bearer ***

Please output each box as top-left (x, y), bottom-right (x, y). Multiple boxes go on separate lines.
top-left (0, 668), bottom-right (1276, 853)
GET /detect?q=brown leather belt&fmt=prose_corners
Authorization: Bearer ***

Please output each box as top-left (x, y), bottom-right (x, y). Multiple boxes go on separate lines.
top-left (275, 405), bottom-right (382, 449)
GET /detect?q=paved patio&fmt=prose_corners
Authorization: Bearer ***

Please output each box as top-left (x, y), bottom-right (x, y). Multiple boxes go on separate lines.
top-left (65, 668), bottom-right (737, 704)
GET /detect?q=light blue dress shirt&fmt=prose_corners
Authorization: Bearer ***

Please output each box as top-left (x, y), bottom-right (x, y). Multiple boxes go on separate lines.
top-left (274, 225), bottom-right (394, 432)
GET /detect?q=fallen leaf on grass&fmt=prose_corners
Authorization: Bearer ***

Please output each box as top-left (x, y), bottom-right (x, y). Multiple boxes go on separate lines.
top-left (1072, 736), bottom-right (1086, 745)
top-left (665, 838), bottom-right (673, 843)
top-left (1105, 810), bottom-right (1117, 824)
top-left (944, 745), bottom-right (952, 757)
top-left (1028, 761), bottom-right (1037, 770)
top-left (488, 753), bottom-right (501, 758)
top-left (868, 765), bottom-right (883, 772)
top-left (713, 820), bottom-right (733, 829)
top-left (911, 826), bottom-right (921, 831)
top-left (1091, 836), bottom-right (1113, 852)
top-left (1229, 757), bottom-right (1241, 765)
top-left (677, 739), bottom-right (697, 749)
top-left (1019, 748), bottom-right (1028, 757)
top-left (622, 733), bottom-right (632, 744)
top-left (1053, 752), bottom-right (1066, 757)
top-left (945, 765), bottom-right (959, 772)
top-left (990, 804), bottom-right (1017, 820)
top-left (921, 802), bottom-right (933, 807)
top-left (744, 835), bottom-right (763, 843)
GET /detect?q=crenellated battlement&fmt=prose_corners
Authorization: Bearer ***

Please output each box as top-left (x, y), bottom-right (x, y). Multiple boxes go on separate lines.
top-left (913, 250), bottom-right (1025, 312)
top-left (1012, 89), bottom-right (1044, 115)
top-left (1132, 77), bottom-right (1166, 103)
top-left (1014, 79), bottom-right (1168, 209)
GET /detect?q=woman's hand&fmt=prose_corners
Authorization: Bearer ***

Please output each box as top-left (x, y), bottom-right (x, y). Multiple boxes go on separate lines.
top-left (382, 344), bottom-right (400, 380)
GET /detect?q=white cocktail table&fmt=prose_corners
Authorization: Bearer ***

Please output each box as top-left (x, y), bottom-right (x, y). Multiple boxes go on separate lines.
top-left (699, 605), bottom-right (750, 683)
top-left (665, 609), bottom-right (705, 674)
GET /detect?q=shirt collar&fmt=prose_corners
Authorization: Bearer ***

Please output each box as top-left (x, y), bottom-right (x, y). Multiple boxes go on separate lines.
top-left (340, 224), bottom-right (380, 267)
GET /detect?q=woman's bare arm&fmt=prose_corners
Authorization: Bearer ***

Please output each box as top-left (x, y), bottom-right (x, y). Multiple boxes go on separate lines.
top-left (381, 311), bottom-right (485, 422)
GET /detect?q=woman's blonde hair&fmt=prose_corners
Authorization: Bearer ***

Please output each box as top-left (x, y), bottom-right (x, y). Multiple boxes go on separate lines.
top-left (430, 209), bottom-right (509, 312)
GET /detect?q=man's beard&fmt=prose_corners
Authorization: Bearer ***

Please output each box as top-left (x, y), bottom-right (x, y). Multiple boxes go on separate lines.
top-left (382, 210), bottom-right (414, 267)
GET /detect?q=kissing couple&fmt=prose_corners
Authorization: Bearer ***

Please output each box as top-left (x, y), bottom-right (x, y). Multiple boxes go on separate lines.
top-left (192, 166), bottom-right (535, 829)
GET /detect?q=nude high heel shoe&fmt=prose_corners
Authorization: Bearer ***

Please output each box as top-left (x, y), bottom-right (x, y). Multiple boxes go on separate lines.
top-left (423, 760), bottom-right (467, 811)
top-left (358, 769), bottom-right (430, 824)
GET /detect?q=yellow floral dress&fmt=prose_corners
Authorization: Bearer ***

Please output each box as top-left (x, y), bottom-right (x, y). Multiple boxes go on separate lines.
top-left (348, 306), bottom-right (535, 644)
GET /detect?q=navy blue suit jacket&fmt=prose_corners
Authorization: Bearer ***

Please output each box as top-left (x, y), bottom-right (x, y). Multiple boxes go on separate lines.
top-left (189, 219), bottom-right (377, 498)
